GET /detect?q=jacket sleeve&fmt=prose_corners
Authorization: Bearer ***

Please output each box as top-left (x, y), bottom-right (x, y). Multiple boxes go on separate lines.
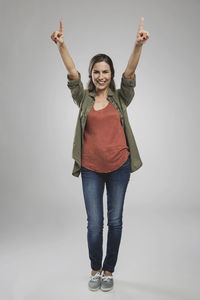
top-left (117, 72), bottom-right (136, 107)
top-left (67, 71), bottom-right (85, 108)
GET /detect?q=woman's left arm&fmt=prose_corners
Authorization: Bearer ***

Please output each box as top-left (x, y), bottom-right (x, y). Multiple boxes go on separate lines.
top-left (124, 17), bottom-right (150, 79)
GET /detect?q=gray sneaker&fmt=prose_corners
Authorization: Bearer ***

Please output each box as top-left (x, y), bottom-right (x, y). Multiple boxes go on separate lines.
top-left (88, 272), bottom-right (102, 291)
top-left (101, 274), bottom-right (114, 292)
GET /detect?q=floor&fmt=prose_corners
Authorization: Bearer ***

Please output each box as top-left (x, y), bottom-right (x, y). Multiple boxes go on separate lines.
top-left (0, 204), bottom-right (199, 300)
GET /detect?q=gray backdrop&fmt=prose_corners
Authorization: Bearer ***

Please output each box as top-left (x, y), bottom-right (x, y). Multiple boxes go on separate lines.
top-left (0, 0), bottom-right (199, 299)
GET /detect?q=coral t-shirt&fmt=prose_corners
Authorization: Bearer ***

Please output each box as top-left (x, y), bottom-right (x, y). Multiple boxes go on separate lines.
top-left (81, 101), bottom-right (130, 172)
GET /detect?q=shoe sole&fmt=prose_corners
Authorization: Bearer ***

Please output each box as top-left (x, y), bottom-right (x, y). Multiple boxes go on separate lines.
top-left (88, 286), bottom-right (100, 291)
top-left (101, 286), bottom-right (113, 292)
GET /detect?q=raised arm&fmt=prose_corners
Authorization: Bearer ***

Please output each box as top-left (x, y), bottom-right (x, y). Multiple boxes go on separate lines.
top-left (50, 19), bottom-right (79, 79)
top-left (124, 17), bottom-right (150, 79)
top-left (51, 19), bottom-right (85, 107)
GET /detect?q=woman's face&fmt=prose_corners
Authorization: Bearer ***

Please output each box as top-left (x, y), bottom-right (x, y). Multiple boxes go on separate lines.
top-left (91, 61), bottom-right (112, 92)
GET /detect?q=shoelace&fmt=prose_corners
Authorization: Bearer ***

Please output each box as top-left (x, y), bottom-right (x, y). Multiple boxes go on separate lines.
top-left (102, 275), bottom-right (113, 282)
top-left (90, 272), bottom-right (101, 281)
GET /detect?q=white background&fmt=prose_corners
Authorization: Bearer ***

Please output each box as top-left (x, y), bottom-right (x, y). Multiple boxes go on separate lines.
top-left (0, 0), bottom-right (199, 299)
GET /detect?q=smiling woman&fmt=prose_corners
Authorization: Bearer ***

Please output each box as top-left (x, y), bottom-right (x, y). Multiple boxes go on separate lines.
top-left (79, 52), bottom-right (135, 173)
top-left (87, 54), bottom-right (116, 94)
top-left (51, 16), bottom-right (149, 292)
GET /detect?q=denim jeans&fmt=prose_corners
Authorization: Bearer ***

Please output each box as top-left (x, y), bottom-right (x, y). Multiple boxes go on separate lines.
top-left (80, 155), bottom-right (131, 273)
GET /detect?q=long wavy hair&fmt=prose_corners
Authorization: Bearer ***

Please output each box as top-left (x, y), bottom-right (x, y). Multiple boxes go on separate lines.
top-left (87, 53), bottom-right (116, 92)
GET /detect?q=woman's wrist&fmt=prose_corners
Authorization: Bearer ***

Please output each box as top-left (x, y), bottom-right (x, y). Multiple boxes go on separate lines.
top-left (57, 42), bottom-right (65, 49)
top-left (134, 41), bottom-right (143, 48)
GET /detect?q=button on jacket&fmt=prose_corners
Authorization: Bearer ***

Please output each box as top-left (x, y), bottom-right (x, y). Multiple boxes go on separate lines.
top-left (67, 71), bottom-right (143, 177)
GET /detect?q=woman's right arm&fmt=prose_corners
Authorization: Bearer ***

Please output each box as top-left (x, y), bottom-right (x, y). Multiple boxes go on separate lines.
top-left (58, 42), bottom-right (79, 80)
top-left (51, 19), bottom-right (79, 79)
top-left (51, 20), bottom-right (85, 107)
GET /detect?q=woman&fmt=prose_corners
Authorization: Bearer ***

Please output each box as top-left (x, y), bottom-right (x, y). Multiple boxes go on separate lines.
top-left (51, 18), bottom-right (149, 292)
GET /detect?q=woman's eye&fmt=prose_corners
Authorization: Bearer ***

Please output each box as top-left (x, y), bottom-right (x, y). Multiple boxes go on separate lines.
top-left (93, 71), bottom-right (108, 73)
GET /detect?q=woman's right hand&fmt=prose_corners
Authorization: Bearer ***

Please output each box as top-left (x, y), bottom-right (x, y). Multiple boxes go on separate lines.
top-left (50, 19), bottom-right (64, 47)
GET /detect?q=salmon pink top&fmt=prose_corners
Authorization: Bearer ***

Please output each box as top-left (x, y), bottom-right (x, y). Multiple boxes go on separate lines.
top-left (81, 101), bottom-right (130, 172)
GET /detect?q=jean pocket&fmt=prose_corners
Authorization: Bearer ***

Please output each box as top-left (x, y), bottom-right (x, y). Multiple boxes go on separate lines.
top-left (80, 165), bottom-right (90, 173)
top-left (121, 155), bottom-right (131, 168)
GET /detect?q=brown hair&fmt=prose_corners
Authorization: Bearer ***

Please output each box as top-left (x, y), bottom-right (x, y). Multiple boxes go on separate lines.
top-left (87, 53), bottom-right (116, 92)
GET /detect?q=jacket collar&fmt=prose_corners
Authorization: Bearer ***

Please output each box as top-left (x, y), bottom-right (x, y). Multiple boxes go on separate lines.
top-left (89, 87), bottom-right (114, 98)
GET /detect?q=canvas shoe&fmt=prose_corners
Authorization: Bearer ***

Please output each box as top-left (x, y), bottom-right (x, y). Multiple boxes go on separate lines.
top-left (101, 274), bottom-right (114, 292)
top-left (88, 271), bottom-right (102, 291)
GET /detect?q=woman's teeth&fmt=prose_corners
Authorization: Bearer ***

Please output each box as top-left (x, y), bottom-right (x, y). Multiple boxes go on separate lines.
top-left (98, 81), bottom-right (106, 85)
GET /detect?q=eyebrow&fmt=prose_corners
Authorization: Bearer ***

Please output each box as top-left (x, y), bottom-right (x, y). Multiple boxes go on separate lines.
top-left (93, 69), bottom-right (109, 71)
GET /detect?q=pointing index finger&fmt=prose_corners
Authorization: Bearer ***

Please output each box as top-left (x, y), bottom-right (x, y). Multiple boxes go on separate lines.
top-left (138, 17), bottom-right (144, 32)
top-left (59, 19), bottom-right (63, 32)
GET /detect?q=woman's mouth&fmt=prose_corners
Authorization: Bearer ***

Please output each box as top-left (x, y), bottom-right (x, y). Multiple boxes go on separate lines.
top-left (97, 81), bottom-right (106, 85)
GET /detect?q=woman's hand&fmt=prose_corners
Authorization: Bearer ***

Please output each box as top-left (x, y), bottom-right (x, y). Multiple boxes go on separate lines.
top-left (135, 17), bottom-right (150, 47)
top-left (50, 19), bottom-right (64, 47)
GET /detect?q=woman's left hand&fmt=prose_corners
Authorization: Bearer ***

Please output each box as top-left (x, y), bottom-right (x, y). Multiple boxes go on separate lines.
top-left (135, 17), bottom-right (150, 46)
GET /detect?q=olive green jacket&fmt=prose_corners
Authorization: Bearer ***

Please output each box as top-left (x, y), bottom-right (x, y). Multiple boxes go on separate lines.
top-left (67, 71), bottom-right (143, 177)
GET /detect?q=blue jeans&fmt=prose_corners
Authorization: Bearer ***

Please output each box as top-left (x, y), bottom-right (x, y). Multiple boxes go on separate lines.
top-left (80, 155), bottom-right (131, 273)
